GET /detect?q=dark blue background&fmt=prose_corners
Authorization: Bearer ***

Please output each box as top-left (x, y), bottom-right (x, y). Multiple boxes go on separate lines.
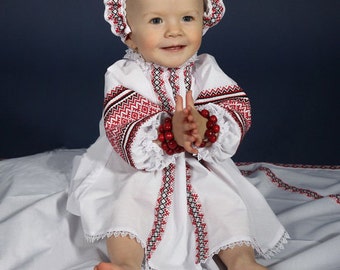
top-left (1, 0), bottom-right (339, 164)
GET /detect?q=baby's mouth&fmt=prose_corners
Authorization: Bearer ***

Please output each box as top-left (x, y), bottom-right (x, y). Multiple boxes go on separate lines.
top-left (162, 45), bottom-right (185, 51)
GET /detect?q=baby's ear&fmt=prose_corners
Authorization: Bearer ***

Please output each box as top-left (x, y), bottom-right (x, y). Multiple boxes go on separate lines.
top-left (124, 35), bottom-right (137, 50)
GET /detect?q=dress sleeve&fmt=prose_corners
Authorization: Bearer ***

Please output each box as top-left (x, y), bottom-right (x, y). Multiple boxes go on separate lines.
top-left (103, 85), bottom-right (178, 171)
top-left (194, 85), bottom-right (251, 162)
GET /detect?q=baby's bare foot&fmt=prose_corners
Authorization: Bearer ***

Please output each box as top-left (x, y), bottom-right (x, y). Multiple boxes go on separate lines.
top-left (94, 262), bottom-right (138, 270)
top-left (231, 262), bottom-right (268, 270)
top-left (94, 262), bottom-right (118, 270)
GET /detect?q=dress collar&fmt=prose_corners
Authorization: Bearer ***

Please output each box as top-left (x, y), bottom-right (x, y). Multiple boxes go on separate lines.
top-left (123, 48), bottom-right (198, 72)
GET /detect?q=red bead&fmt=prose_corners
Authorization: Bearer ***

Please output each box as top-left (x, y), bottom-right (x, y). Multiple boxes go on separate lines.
top-left (161, 142), bottom-right (169, 151)
top-left (163, 122), bottom-right (172, 131)
top-left (198, 112), bottom-right (219, 147)
top-left (209, 115), bottom-right (217, 123)
top-left (158, 124), bottom-right (164, 133)
top-left (167, 140), bottom-right (178, 149)
top-left (164, 131), bottom-right (174, 141)
top-left (200, 109), bottom-right (210, 118)
top-left (199, 141), bottom-right (206, 148)
top-left (158, 133), bottom-right (165, 142)
top-left (205, 129), bottom-right (214, 138)
top-left (212, 124), bottom-right (220, 133)
top-left (206, 120), bottom-right (215, 129)
top-left (208, 134), bottom-right (217, 143)
top-left (164, 117), bottom-right (172, 123)
top-left (175, 146), bottom-right (184, 153)
top-left (166, 149), bottom-right (175, 155)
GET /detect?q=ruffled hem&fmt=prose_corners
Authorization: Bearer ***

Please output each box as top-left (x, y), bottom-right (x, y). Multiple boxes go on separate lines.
top-left (257, 231), bottom-right (290, 259)
top-left (204, 231), bottom-right (289, 264)
top-left (131, 113), bottom-right (180, 171)
top-left (196, 103), bottom-right (241, 162)
top-left (85, 230), bottom-right (145, 248)
top-left (207, 240), bottom-right (253, 262)
top-left (86, 230), bottom-right (289, 269)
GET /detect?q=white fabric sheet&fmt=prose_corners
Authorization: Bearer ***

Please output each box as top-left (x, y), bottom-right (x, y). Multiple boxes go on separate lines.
top-left (0, 149), bottom-right (339, 270)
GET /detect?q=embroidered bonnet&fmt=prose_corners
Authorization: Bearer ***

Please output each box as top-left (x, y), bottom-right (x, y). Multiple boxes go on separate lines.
top-left (103, 0), bottom-right (225, 42)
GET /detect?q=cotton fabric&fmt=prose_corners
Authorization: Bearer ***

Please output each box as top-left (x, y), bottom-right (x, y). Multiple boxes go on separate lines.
top-left (1, 150), bottom-right (339, 269)
top-left (67, 50), bottom-right (288, 269)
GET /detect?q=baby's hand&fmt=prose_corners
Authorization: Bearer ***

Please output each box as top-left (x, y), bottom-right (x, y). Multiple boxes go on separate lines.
top-left (172, 94), bottom-right (199, 154)
top-left (185, 91), bottom-right (207, 147)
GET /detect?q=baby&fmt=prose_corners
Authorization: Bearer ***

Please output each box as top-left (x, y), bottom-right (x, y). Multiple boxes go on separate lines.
top-left (67, 0), bottom-right (288, 269)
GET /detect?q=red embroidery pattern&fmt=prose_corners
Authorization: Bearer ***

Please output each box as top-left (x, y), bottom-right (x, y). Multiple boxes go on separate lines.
top-left (219, 97), bottom-right (252, 138)
top-left (203, 0), bottom-right (225, 28)
top-left (146, 164), bottom-right (176, 260)
top-left (195, 86), bottom-right (251, 138)
top-left (237, 162), bottom-right (340, 170)
top-left (106, 0), bottom-right (128, 39)
top-left (103, 85), bottom-right (126, 108)
top-left (168, 68), bottom-right (180, 98)
top-left (186, 164), bottom-right (209, 263)
top-left (269, 163), bottom-right (340, 170)
top-left (152, 66), bottom-right (174, 112)
top-left (104, 86), bottom-right (160, 167)
top-left (240, 165), bottom-right (340, 205)
top-left (329, 194), bottom-right (340, 204)
top-left (184, 62), bottom-right (194, 91)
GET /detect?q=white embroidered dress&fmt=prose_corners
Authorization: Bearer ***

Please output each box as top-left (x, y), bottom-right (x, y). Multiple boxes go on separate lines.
top-left (67, 50), bottom-right (288, 269)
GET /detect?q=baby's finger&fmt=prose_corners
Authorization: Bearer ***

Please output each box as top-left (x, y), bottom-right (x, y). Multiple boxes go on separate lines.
top-left (184, 122), bottom-right (197, 132)
top-left (193, 134), bottom-right (203, 147)
top-left (186, 112), bottom-right (195, 123)
top-left (175, 95), bottom-right (184, 111)
top-left (186, 91), bottom-right (195, 108)
top-left (183, 141), bottom-right (198, 155)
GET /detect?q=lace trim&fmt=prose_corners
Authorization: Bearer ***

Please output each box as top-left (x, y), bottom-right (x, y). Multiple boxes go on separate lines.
top-left (131, 113), bottom-right (179, 171)
top-left (207, 240), bottom-right (254, 263)
top-left (205, 231), bottom-right (289, 263)
top-left (258, 231), bottom-right (290, 259)
top-left (143, 263), bottom-right (156, 270)
top-left (86, 231), bottom-right (289, 267)
top-left (85, 230), bottom-right (145, 248)
top-left (195, 103), bottom-right (241, 162)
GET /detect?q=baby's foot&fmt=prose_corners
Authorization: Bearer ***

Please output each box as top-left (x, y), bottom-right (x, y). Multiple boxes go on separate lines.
top-left (94, 262), bottom-right (118, 270)
top-left (230, 262), bottom-right (268, 270)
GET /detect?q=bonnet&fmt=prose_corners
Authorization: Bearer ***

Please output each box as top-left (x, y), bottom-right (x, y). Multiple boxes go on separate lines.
top-left (103, 0), bottom-right (225, 42)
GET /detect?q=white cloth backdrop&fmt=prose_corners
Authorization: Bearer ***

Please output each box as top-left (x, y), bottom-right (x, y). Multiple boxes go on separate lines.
top-left (0, 149), bottom-right (339, 270)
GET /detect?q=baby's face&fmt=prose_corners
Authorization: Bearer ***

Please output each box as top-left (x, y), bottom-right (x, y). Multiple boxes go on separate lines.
top-left (125, 0), bottom-right (204, 68)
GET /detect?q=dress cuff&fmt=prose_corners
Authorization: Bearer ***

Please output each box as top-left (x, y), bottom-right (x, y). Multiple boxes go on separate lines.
top-left (130, 113), bottom-right (181, 171)
top-left (196, 104), bottom-right (242, 163)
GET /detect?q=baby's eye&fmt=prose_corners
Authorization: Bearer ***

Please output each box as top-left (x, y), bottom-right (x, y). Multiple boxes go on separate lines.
top-left (150, 17), bottom-right (162, 24)
top-left (182, 16), bottom-right (194, 22)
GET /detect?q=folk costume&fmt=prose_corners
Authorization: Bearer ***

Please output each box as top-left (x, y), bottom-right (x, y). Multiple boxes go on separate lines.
top-left (67, 0), bottom-right (288, 269)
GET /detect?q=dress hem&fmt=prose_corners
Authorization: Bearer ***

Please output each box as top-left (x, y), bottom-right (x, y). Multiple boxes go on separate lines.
top-left (85, 230), bottom-right (146, 248)
top-left (85, 229), bottom-right (289, 269)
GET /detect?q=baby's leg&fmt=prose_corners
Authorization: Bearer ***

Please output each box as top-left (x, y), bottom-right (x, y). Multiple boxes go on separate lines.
top-left (95, 236), bottom-right (144, 270)
top-left (218, 245), bottom-right (267, 270)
